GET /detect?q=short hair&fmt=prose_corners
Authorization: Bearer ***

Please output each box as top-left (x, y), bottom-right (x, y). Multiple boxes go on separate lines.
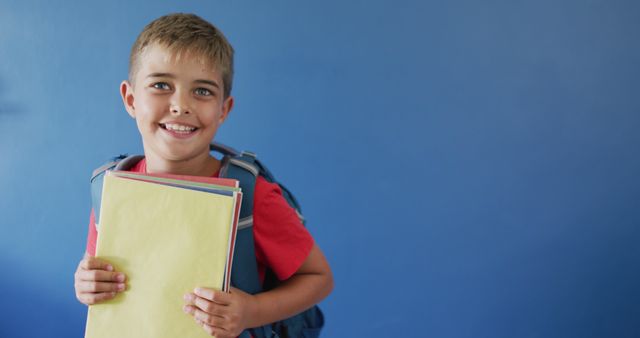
top-left (129, 13), bottom-right (234, 98)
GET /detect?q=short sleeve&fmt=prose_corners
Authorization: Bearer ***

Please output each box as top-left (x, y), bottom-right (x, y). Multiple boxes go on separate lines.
top-left (253, 176), bottom-right (314, 281)
top-left (86, 209), bottom-right (97, 257)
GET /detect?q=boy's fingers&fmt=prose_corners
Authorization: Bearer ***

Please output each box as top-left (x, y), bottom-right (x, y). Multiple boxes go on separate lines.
top-left (189, 295), bottom-right (228, 316)
top-left (191, 307), bottom-right (226, 328)
top-left (77, 269), bottom-right (126, 282)
top-left (80, 257), bottom-right (113, 271)
top-left (78, 292), bottom-right (117, 305)
top-left (77, 281), bottom-right (126, 293)
top-left (194, 288), bottom-right (230, 305)
top-left (197, 319), bottom-right (230, 338)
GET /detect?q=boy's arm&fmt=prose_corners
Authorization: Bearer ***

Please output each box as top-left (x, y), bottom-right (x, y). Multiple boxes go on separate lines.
top-left (248, 241), bottom-right (333, 325)
top-left (183, 242), bottom-right (333, 337)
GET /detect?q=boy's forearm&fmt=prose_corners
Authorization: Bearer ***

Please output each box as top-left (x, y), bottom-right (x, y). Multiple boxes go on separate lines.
top-left (248, 270), bottom-right (333, 328)
top-left (245, 242), bottom-right (333, 328)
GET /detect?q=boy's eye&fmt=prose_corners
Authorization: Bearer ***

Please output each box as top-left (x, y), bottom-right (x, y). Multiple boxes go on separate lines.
top-left (195, 88), bottom-right (212, 96)
top-left (152, 82), bottom-right (170, 90)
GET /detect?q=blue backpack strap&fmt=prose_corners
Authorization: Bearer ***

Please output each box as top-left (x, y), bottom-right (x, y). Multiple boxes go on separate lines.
top-left (218, 154), bottom-right (263, 295)
top-left (211, 143), bottom-right (263, 292)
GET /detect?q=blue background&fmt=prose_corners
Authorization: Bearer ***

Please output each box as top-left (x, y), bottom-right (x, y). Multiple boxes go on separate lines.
top-left (1, 1), bottom-right (639, 337)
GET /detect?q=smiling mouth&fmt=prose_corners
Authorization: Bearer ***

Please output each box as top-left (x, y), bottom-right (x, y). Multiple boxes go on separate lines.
top-left (159, 123), bottom-right (199, 134)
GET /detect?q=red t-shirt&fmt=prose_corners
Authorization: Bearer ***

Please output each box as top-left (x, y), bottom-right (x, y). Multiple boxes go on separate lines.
top-left (86, 159), bottom-right (314, 282)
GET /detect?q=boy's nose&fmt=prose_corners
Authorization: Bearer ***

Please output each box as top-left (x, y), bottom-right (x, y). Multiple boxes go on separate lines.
top-left (170, 90), bottom-right (191, 115)
top-left (170, 104), bottom-right (190, 115)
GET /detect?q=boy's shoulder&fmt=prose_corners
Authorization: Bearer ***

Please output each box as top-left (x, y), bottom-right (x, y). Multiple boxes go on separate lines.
top-left (217, 146), bottom-right (306, 226)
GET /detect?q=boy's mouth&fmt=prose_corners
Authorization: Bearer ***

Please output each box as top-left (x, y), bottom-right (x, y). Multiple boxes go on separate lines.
top-left (159, 123), bottom-right (199, 135)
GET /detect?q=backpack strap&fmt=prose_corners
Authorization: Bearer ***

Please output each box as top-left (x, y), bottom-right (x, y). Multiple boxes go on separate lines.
top-left (217, 152), bottom-right (263, 295)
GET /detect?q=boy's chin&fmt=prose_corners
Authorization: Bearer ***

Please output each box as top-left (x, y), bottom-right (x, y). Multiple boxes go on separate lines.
top-left (143, 142), bottom-right (213, 164)
top-left (148, 148), bottom-right (205, 163)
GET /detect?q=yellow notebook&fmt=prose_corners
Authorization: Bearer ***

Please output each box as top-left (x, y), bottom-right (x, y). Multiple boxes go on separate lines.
top-left (85, 172), bottom-right (240, 338)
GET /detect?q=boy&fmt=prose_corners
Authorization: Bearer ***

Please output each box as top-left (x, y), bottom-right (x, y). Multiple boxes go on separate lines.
top-left (73, 13), bottom-right (333, 338)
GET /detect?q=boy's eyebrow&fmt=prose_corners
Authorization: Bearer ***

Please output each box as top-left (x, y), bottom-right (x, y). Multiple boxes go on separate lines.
top-left (147, 73), bottom-right (220, 89)
top-left (194, 79), bottom-right (220, 89)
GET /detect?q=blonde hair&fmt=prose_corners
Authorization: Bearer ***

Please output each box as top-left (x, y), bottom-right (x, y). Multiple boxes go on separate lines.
top-left (129, 13), bottom-right (234, 98)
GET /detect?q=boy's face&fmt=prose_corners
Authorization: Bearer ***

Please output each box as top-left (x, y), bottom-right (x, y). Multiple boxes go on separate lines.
top-left (120, 43), bottom-right (233, 166)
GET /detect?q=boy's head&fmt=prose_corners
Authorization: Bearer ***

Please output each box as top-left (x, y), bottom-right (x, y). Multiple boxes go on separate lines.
top-left (129, 13), bottom-right (234, 98)
top-left (120, 13), bottom-right (235, 172)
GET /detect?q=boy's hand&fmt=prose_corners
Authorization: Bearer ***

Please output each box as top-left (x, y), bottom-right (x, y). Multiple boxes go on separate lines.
top-left (74, 255), bottom-right (127, 305)
top-left (183, 287), bottom-right (257, 338)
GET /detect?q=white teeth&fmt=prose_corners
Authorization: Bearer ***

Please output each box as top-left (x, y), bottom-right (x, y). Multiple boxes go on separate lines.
top-left (164, 123), bottom-right (196, 132)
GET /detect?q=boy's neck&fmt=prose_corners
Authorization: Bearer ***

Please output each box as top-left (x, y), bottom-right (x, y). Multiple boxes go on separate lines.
top-left (144, 151), bottom-right (220, 177)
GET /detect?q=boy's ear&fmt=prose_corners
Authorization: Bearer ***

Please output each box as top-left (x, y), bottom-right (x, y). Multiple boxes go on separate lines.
top-left (120, 80), bottom-right (136, 118)
top-left (219, 96), bottom-right (234, 124)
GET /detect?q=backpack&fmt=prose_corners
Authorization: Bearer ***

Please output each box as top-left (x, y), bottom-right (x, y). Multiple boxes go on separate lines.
top-left (90, 142), bottom-right (324, 338)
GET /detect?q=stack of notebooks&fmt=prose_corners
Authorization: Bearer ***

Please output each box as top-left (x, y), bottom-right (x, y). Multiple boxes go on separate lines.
top-left (84, 170), bottom-right (242, 338)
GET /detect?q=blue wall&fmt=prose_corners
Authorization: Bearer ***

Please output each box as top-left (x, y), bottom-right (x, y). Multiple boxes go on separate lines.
top-left (1, 1), bottom-right (639, 337)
